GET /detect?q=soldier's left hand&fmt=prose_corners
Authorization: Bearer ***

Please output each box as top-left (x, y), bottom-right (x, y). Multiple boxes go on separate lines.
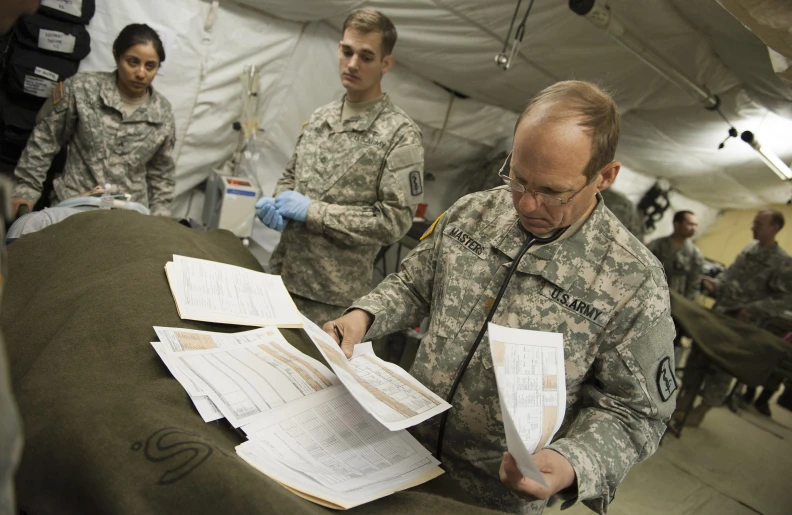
top-left (275, 191), bottom-right (311, 222)
top-left (499, 450), bottom-right (576, 502)
top-left (736, 307), bottom-right (751, 323)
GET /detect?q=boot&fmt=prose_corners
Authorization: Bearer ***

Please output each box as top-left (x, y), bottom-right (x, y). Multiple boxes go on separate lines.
top-left (680, 404), bottom-right (711, 427)
top-left (742, 385), bottom-right (757, 404)
top-left (754, 389), bottom-right (774, 417)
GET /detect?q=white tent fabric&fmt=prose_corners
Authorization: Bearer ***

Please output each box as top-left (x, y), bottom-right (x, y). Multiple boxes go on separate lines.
top-left (76, 0), bottom-right (792, 249)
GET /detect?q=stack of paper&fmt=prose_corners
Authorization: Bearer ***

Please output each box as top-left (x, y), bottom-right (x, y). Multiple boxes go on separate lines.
top-left (151, 323), bottom-right (446, 508)
top-left (488, 323), bottom-right (566, 487)
top-left (164, 255), bottom-right (302, 327)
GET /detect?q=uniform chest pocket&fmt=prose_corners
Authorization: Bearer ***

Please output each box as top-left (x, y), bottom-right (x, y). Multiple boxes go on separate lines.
top-left (299, 143), bottom-right (382, 202)
top-left (673, 254), bottom-right (690, 271)
top-left (114, 124), bottom-right (159, 161)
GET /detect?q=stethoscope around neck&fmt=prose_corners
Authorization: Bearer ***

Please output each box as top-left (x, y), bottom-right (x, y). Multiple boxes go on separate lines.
top-left (434, 224), bottom-right (568, 461)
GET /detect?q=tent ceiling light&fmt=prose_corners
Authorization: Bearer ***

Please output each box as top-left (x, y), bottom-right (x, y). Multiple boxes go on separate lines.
top-left (741, 131), bottom-right (792, 181)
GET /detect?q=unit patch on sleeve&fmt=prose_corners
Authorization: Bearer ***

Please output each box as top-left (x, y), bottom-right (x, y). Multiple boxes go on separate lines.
top-left (540, 284), bottom-right (610, 327)
top-left (52, 81), bottom-right (64, 104)
top-left (409, 170), bottom-right (423, 196)
top-left (656, 356), bottom-right (677, 402)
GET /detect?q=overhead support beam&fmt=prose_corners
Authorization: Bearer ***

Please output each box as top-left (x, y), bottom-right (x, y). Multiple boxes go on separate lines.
top-left (569, 0), bottom-right (720, 110)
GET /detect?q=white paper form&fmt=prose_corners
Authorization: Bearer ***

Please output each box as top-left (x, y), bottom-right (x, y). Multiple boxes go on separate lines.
top-left (190, 394), bottom-right (224, 423)
top-left (170, 336), bottom-right (339, 427)
top-left (153, 326), bottom-right (272, 353)
top-left (151, 342), bottom-right (223, 422)
top-left (240, 387), bottom-right (442, 509)
top-left (301, 316), bottom-right (451, 431)
top-left (165, 255), bottom-right (302, 327)
top-left (487, 323), bottom-right (566, 488)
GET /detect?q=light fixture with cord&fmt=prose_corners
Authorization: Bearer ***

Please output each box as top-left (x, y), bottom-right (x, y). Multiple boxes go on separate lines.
top-left (740, 131), bottom-right (792, 181)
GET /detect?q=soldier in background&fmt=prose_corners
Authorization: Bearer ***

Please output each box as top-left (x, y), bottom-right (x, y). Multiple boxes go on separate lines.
top-left (257, 9), bottom-right (424, 326)
top-left (696, 210), bottom-right (792, 417)
top-left (647, 210), bottom-right (704, 300)
top-left (600, 187), bottom-right (645, 241)
top-left (676, 210), bottom-right (792, 425)
top-left (325, 81), bottom-right (675, 514)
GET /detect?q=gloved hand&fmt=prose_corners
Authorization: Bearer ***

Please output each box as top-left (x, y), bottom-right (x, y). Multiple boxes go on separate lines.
top-left (256, 197), bottom-right (286, 231)
top-left (275, 191), bottom-right (311, 222)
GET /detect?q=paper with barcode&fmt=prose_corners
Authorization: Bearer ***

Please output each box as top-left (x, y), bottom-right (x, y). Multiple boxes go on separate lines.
top-left (488, 323), bottom-right (566, 488)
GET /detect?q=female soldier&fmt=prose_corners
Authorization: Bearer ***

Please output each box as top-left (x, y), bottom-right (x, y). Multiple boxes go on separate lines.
top-left (12, 24), bottom-right (176, 216)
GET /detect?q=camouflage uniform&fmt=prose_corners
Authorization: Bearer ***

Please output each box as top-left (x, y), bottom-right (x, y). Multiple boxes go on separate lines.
top-left (647, 236), bottom-right (704, 300)
top-left (711, 242), bottom-right (792, 326)
top-left (270, 94), bottom-right (424, 324)
top-left (697, 241), bottom-right (792, 405)
top-left (352, 188), bottom-right (676, 514)
top-left (600, 188), bottom-right (645, 241)
top-left (13, 71), bottom-right (176, 216)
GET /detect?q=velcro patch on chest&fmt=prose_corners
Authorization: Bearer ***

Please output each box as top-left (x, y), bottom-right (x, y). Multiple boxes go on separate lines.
top-left (540, 284), bottom-right (610, 327)
top-left (445, 225), bottom-right (488, 259)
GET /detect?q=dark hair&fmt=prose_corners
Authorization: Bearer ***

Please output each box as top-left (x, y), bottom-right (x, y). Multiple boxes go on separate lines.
top-left (514, 81), bottom-right (620, 182)
top-left (113, 24), bottom-right (166, 63)
top-left (673, 210), bottom-right (694, 224)
top-left (342, 9), bottom-right (397, 56)
top-left (763, 209), bottom-right (785, 230)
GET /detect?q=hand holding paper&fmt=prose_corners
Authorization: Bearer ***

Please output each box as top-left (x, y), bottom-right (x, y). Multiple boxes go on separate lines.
top-left (488, 323), bottom-right (567, 490)
top-left (499, 450), bottom-right (576, 502)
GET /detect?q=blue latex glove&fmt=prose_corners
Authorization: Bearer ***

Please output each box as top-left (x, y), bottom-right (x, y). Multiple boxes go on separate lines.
top-left (275, 191), bottom-right (311, 222)
top-left (256, 197), bottom-right (286, 231)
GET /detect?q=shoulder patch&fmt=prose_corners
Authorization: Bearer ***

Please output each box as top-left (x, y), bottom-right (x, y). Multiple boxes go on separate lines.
top-left (52, 82), bottom-right (64, 104)
top-left (420, 212), bottom-right (446, 241)
top-left (409, 170), bottom-right (423, 196)
top-left (657, 356), bottom-right (677, 401)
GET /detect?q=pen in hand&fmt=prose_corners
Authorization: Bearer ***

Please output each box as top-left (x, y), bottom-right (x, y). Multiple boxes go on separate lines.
top-left (332, 322), bottom-right (344, 345)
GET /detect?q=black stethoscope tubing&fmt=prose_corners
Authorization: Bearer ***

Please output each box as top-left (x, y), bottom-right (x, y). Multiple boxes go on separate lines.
top-left (435, 224), bottom-right (568, 460)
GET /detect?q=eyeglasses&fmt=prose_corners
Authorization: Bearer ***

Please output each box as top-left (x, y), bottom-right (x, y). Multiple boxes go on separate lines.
top-left (497, 151), bottom-right (597, 207)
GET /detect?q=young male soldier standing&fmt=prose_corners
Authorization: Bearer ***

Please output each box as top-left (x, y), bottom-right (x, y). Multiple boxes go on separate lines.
top-left (257, 9), bottom-right (424, 326)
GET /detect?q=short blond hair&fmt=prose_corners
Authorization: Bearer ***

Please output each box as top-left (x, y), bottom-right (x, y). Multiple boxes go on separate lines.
top-left (342, 9), bottom-right (397, 56)
top-left (515, 81), bottom-right (621, 181)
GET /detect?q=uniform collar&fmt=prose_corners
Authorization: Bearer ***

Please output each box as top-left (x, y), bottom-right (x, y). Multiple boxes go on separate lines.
top-left (99, 71), bottom-right (167, 124)
top-left (326, 93), bottom-right (391, 133)
top-left (490, 194), bottom-right (610, 291)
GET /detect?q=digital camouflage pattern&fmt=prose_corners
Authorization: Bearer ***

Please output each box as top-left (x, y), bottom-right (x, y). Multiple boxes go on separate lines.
top-left (270, 93), bottom-right (424, 309)
top-left (14, 71), bottom-right (176, 216)
top-left (352, 188), bottom-right (676, 514)
top-left (711, 241), bottom-right (792, 327)
top-left (647, 236), bottom-right (704, 299)
top-left (600, 188), bottom-right (645, 241)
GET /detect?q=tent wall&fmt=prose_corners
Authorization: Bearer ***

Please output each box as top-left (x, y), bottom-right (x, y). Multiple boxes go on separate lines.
top-left (695, 204), bottom-right (792, 266)
top-left (77, 0), bottom-right (720, 252)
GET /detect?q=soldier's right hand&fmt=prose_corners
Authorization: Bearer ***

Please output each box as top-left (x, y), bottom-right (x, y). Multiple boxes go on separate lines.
top-left (255, 197), bottom-right (286, 231)
top-left (323, 309), bottom-right (374, 358)
top-left (11, 197), bottom-right (33, 216)
top-left (701, 276), bottom-right (715, 293)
